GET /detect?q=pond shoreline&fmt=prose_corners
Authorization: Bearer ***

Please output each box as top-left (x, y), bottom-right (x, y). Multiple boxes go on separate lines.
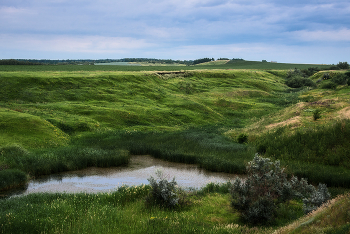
top-left (1, 155), bottom-right (242, 198)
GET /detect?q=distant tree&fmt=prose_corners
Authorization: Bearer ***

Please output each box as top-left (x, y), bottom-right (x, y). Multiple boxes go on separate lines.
top-left (337, 62), bottom-right (349, 70)
top-left (193, 58), bottom-right (214, 65)
top-left (0, 59), bottom-right (40, 65)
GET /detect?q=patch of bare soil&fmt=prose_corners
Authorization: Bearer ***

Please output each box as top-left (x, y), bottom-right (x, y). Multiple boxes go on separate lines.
top-left (266, 116), bottom-right (301, 130)
top-left (337, 106), bottom-right (350, 119)
top-left (306, 99), bottom-right (336, 108)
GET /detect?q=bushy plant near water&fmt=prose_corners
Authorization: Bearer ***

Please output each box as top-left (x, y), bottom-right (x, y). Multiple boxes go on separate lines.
top-left (145, 169), bottom-right (183, 208)
top-left (230, 154), bottom-right (330, 225)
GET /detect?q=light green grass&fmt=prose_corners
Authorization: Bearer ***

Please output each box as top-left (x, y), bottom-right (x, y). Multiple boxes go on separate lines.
top-left (0, 108), bottom-right (68, 148)
top-left (0, 70), bottom-right (291, 147)
top-left (0, 185), bottom-right (293, 234)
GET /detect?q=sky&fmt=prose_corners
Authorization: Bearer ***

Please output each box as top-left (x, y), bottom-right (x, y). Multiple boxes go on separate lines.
top-left (1, 0), bottom-right (350, 64)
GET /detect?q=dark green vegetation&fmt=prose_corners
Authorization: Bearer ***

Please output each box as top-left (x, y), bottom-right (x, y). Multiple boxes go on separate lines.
top-left (231, 155), bottom-right (330, 225)
top-left (0, 63), bottom-right (350, 233)
top-left (73, 129), bottom-right (251, 174)
top-left (0, 144), bottom-right (129, 178)
top-left (0, 169), bottom-right (27, 191)
top-left (255, 120), bottom-right (350, 187)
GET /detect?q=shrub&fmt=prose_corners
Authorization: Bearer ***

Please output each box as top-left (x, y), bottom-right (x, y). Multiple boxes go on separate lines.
top-left (301, 67), bottom-right (321, 76)
top-left (285, 76), bottom-right (315, 88)
top-left (337, 61), bottom-right (349, 70)
top-left (230, 154), bottom-right (330, 224)
top-left (145, 169), bottom-right (181, 208)
top-left (322, 73), bottom-right (331, 80)
top-left (332, 73), bottom-right (348, 85)
top-left (313, 109), bottom-right (321, 121)
top-left (303, 183), bottom-right (331, 214)
top-left (320, 81), bottom-right (337, 89)
top-left (237, 133), bottom-right (248, 144)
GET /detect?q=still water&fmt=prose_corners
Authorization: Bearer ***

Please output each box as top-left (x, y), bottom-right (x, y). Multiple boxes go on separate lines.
top-left (4, 155), bottom-right (240, 197)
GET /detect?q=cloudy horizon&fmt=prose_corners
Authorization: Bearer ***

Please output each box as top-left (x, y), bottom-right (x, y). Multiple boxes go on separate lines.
top-left (1, 0), bottom-right (349, 64)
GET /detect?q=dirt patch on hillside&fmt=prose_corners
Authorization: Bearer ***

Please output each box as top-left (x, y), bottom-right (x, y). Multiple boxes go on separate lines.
top-left (266, 116), bottom-right (301, 130)
top-left (306, 99), bottom-right (336, 108)
top-left (337, 106), bottom-right (350, 119)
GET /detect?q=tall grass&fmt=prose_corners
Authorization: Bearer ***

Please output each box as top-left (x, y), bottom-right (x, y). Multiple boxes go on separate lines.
top-left (0, 184), bottom-right (279, 234)
top-left (74, 128), bottom-right (254, 174)
top-left (0, 144), bottom-right (129, 178)
top-left (0, 169), bottom-right (27, 191)
top-left (255, 120), bottom-right (350, 187)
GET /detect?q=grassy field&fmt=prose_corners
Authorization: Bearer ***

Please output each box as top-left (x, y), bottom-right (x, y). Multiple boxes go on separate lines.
top-left (0, 63), bottom-right (349, 233)
top-left (0, 60), bottom-right (331, 72)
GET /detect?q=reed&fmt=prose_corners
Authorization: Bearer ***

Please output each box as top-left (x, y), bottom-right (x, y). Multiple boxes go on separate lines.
top-left (0, 169), bottom-right (27, 191)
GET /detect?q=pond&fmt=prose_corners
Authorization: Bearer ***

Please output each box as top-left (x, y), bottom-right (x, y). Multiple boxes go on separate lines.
top-left (2, 155), bottom-right (241, 198)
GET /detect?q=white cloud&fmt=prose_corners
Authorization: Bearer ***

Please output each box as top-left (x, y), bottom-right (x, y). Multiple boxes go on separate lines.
top-left (291, 29), bottom-right (350, 42)
top-left (0, 34), bottom-right (155, 54)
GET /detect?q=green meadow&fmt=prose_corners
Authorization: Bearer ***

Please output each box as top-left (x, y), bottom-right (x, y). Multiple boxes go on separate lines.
top-left (1, 62), bottom-right (350, 233)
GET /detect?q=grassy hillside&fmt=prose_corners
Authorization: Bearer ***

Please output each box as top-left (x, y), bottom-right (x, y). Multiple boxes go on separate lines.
top-left (1, 66), bottom-right (349, 233)
top-left (0, 70), bottom-right (291, 143)
top-left (0, 109), bottom-right (68, 148)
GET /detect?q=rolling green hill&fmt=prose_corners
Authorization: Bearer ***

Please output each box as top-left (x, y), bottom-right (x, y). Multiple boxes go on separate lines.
top-left (0, 66), bottom-right (349, 233)
top-left (0, 69), bottom-right (291, 147)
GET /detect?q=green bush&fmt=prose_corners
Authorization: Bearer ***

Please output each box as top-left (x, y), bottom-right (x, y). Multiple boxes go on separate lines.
top-left (332, 73), bottom-right (348, 85)
top-left (285, 69), bottom-right (316, 88)
top-left (285, 77), bottom-right (316, 88)
top-left (313, 109), bottom-right (321, 121)
top-left (145, 170), bottom-right (184, 208)
top-left (237, 133), bottom-right (248, 144)
top-left (230, 154), bottom-right (330, 224)
top-left (320, 81), bottom-right (337, 89)
top-left (322, 73), bottom-right (331, 80)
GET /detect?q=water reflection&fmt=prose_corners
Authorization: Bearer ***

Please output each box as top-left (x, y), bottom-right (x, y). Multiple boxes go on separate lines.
top-left (2, 155), bottom-right (241, 198)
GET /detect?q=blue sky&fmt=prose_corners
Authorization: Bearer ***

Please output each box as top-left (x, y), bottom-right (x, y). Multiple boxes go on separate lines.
top-left (1, 0), bottom-right (349, 64)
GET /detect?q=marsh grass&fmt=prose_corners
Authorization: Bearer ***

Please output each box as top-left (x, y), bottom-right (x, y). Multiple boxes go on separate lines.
top-left (0, 169), bottom-right (27, 191)
top-left (0, 144), bottom-right (129, 178)
top-left (74, 128), bottom-right (254, 174)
